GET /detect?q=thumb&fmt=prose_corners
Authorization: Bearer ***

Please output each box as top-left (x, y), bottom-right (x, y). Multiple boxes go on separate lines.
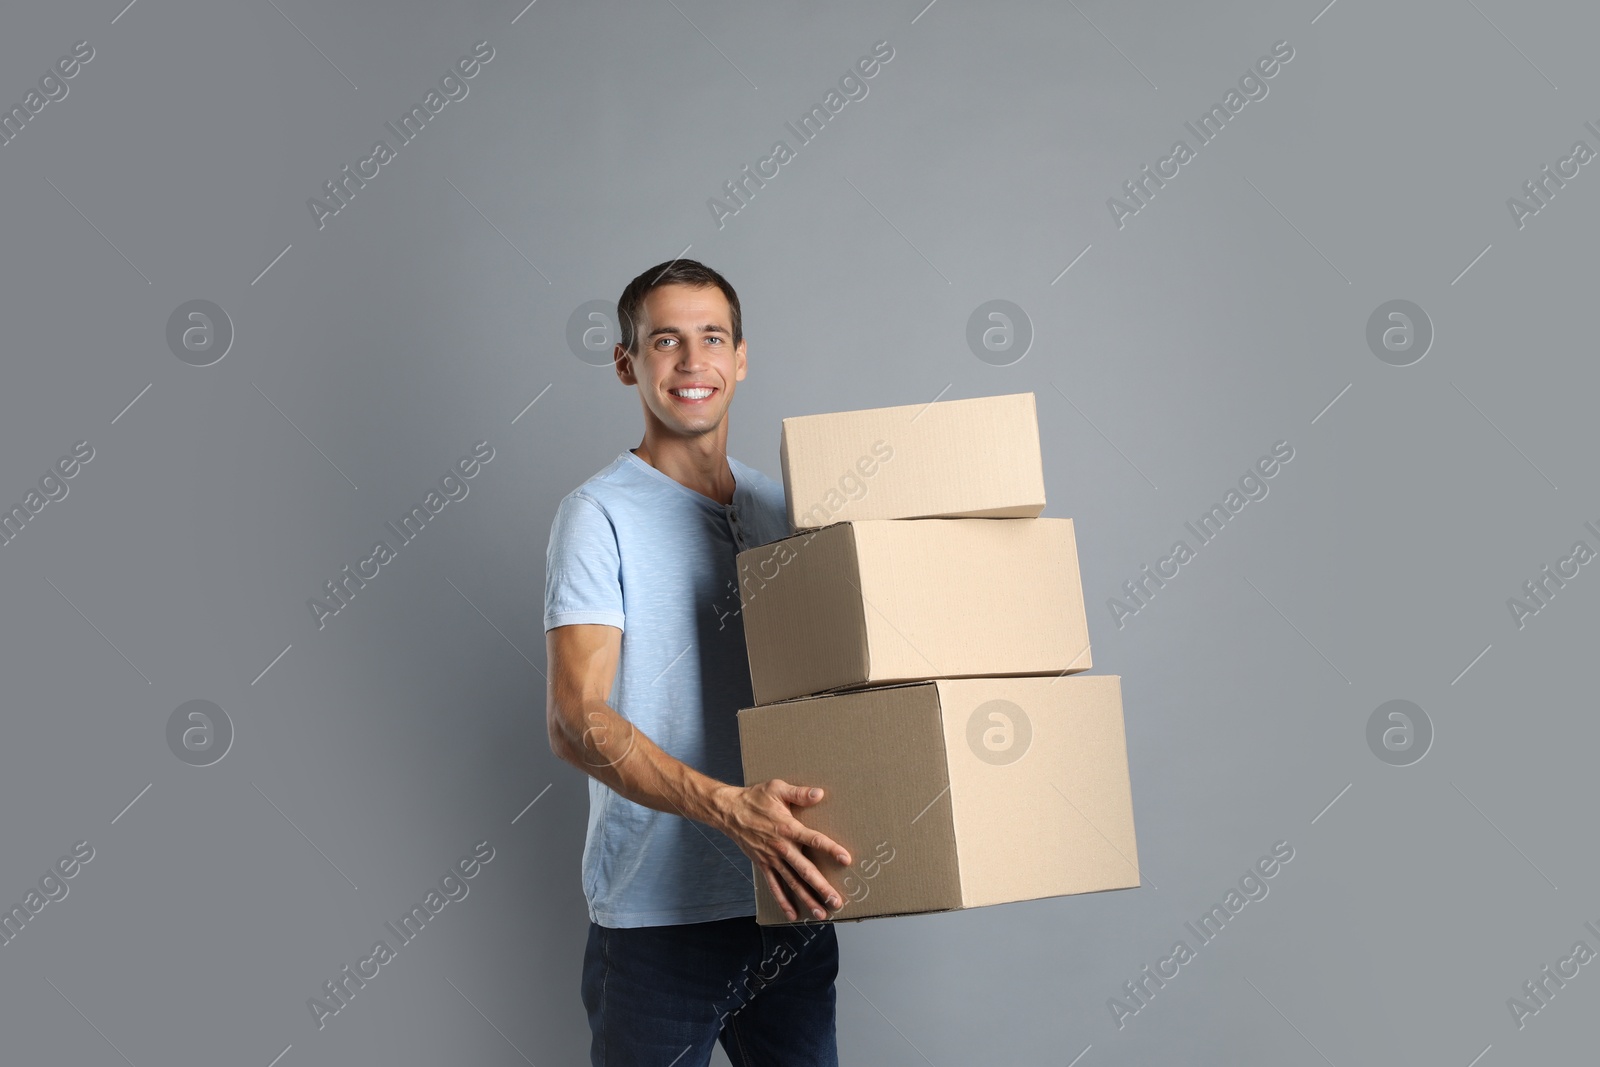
top-left (780, 780), bottom-right (825, 806)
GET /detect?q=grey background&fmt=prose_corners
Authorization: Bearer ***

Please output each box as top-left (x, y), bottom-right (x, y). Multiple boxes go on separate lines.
top-left (1, 0), bottom-right (1595, 1064)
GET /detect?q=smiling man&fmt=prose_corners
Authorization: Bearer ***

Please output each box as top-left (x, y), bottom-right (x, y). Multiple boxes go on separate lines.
top-left (544, 259), bottom-right (850, 1066)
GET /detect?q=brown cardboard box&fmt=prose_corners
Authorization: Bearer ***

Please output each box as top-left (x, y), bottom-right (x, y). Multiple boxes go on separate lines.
top-left (738, 674), bottom-right (1139, 924)
top-left (780, 392), bottom-right (1046, 530)
top-left (737, 517), bottom-right (1092, 706)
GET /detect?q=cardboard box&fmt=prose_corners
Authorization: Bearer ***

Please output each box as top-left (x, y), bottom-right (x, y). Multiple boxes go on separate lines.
top-left (780, 392), bottom-right (1047, 530)
top-left (738, 675), bottom-right (1139, 924)
top-left (737, 517), bottom-right (1092, 706)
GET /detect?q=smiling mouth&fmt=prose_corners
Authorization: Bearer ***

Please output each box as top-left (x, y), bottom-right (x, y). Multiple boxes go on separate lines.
top-left (668, 386), bottom-right (716, 402)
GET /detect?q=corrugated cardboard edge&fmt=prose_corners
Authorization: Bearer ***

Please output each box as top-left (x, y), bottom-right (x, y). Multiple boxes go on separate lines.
top-left (778, 424), bottom-right (798, 534)
top-left (1060, 518), bottom-right (1094, 673)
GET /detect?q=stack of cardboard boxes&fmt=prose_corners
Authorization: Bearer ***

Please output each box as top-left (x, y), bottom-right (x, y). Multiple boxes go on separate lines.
top-left (735, 392), bottom-right (1141, 924)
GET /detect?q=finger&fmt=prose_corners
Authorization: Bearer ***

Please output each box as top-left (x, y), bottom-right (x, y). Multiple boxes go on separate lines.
top-left (782, 847), bottom-right (841, 915)
top-left (776, 779), bottom-right (825, 807)
top-left (761, 864), bottom-right (797, 922)
top-left (774, 852), bottom-right (830, 919)
top-left (802, 826), bottom-right (850, 867)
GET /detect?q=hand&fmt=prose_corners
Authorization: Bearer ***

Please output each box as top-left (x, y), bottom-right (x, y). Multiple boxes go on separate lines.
top-left (714, 779), bottom-right (852, 922)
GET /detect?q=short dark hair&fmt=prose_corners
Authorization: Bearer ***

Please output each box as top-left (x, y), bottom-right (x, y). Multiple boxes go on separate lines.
top-left (616, 258), bottom-right (742, 355)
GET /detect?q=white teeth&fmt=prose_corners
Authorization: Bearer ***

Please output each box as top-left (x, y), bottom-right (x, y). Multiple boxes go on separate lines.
top-left (671, 387), bottom-right (713, 399)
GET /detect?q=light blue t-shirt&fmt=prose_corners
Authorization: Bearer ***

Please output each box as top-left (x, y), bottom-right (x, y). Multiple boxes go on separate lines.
top-left (543, 448), bottom-right (791, 928)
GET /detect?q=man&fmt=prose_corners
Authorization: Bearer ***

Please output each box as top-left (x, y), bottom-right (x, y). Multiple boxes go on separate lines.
top-left (544, 259), bottom-right (852, 1066)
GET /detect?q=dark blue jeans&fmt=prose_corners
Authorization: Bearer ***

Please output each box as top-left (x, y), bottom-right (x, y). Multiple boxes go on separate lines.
top-left (582, 913), bottom-right (840, 1066)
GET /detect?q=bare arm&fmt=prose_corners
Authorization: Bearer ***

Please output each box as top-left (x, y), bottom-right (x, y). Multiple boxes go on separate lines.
top-left (545, 623), bottom-right (852, 921)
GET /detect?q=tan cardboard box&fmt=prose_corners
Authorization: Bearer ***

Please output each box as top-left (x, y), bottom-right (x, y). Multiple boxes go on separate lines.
top-left (780, 392), bottom-right (1046, 530)
top-left (737, 517), bottom-right (1092, 706)
top-left (738, 674), bottom-right (1140, 924)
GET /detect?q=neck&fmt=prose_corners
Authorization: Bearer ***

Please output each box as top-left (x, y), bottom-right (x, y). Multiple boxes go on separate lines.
top-left (634, 421), bottom-right (736, 506)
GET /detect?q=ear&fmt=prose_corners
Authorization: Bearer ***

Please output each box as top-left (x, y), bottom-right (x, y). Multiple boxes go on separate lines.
top-left (614, 343), bottom-right (637, 385)
top-left (734, 337), bottom-right (748, 382)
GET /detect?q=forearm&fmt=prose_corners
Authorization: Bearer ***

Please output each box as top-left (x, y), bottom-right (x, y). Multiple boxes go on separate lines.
top-left (552, 698), bottom-right (732, 828)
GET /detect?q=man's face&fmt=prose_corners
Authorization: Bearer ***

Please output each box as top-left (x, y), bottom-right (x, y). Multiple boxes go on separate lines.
top-left (616, 282), bottom-right (747, 439)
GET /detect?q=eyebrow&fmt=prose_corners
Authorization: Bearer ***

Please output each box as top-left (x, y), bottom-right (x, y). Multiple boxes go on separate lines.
top-left (647, 323), bottom-right (728, 338)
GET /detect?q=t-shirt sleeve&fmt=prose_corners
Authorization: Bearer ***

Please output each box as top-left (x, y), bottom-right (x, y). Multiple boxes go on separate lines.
top-left (543, 493), bottom-right (625, 632)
